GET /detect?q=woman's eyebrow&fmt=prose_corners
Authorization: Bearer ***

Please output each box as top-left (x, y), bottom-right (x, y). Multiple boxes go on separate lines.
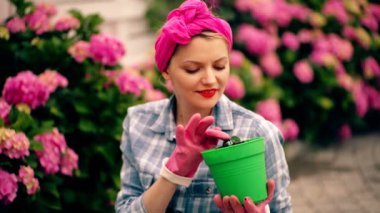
top-left (182, 56), bottom-right (228, 64)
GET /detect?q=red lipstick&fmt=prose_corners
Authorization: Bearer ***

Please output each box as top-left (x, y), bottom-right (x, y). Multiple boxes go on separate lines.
top-left (198, 89), bottom-right (217, 98)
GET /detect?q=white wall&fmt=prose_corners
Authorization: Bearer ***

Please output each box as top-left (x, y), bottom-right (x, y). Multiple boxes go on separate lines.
top-left (1, 0), bottom-right (156, 66)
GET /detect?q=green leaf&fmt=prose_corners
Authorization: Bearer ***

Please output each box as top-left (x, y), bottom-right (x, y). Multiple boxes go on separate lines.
top-left (318, 96), bottom-right (334, 110)
top-left (9, 108), bottom-right (34, 131)
top-left (29, 140), bottom-right (44, 151)
top-left (79, 119), bottom-right (97, 133)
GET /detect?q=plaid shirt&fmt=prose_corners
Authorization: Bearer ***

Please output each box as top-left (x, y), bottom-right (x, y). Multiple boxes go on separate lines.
top-left (115, 95), bottom-right (292, 213)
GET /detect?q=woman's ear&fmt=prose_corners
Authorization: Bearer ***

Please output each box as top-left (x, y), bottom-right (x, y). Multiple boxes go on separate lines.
top-left (162, 71), bottom-right (170, 81)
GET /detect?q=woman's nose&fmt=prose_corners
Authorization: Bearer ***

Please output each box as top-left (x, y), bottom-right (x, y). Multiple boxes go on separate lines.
top-left (201, 68), bottom-right (217, 84)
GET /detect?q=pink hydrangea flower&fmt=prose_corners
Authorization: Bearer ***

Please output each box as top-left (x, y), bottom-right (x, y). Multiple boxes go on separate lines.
top-left (115, 70), bottom-right (151, 96)
top-left (230, 50), bottom-right (245, 68)
top-left (334, 62), bottom-right (347, 76)
top-left (282, 32), bottom-right (299, 51)
top-left (18, 166), bottom-right (39, 195)
top-left (0, 99), bottom-right (11, 124)
top-left (282, 118), bottom-right (299, 141)
top-left (322, 0), bottom-right (350, 25)
top-left (250, 65), bottom-right (263, 87)
top-left (259, 52), bottom-right (283, 77)
top-left (60, 148), bottom-right (79, 176)
top-left (6, 17), bottom-right (26, 33)
top-left (24, 10), bottom-right (50, 35)
top-left (2, 71), bottom-right (50, 109)
top-left (342, 26), bottom-right (357, 40)
top-left (360, 13), bottom-right (378, 32)
top-left (328, 34), bottom-right (353, 61)
top-left (224, 75), bottom-right (245, 100)
top-left (363, 57), bottom-right (380, 78)
top-left (338, 123), bottom-right (352, 141)
top-left (35, 3), bottom-right (57, 17)
top-left (366, 86), bottom-right (380, 110)
top-left (297, 29), bottom-right (316, 43)
top-left (368, 3), bottom-right (380, 21)
top-left (144, 89), bottom-right (167, 102)
top-left (38, 69), bottom-right (68, 93)
top-left (0, 128), bottom-right (16, 153)
top-left (2, 132), bottom-right (30, 159)
top-left (255, 99), bottom-right (282, 123)
top-left (89, 34), bottom-right (126, 66)
top-left (68, 41), bottom-right (90, 63)
top-left (337, 73), bottom-right (354, 91)
top-left (352, 81), bottom-right (369, 117)
top-left (0, 169), bottom-right (18, 204)
top-left (55, 16), bottom-right (80, 31)
top-left (293, 60), bottom-right (314, 83)
top-left (34, 128), bottom-right (67, 174)
top-left (236, 24), bottom-right (277, 56)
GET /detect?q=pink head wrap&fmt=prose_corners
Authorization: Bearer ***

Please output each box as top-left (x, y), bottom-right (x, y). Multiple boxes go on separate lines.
top-left (155, 0), bottom-right (233, 72)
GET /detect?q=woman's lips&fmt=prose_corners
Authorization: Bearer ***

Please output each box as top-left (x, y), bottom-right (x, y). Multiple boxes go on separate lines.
top-left (197, 89), bottom-right (217, 98)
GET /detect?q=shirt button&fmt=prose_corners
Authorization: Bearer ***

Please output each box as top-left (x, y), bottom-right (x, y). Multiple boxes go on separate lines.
top-left (206, 186), bottom-right (213, 194)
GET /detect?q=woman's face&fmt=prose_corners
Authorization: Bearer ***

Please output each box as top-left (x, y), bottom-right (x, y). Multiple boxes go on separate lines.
top-left (163, 35), bottom-right (230, 112)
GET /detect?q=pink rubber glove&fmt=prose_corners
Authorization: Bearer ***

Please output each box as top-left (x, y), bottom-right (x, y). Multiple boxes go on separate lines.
top-left (166, 113), bottom-right (230, 178)
top-left (213, 179), bottom-right (275, 213)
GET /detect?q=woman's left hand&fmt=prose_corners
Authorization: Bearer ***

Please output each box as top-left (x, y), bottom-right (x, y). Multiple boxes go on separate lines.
top-left (213, 179), bottom-right (275, 213)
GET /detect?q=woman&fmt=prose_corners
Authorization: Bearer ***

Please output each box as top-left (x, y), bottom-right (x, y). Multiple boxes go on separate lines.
top-left (115, 0), bottom-right (292, 212)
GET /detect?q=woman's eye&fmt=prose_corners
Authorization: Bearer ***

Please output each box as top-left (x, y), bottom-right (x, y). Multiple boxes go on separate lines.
top-left (185, 68), bottom-right (199, 73)
top-left (214, 66), bottom-right (225, 70)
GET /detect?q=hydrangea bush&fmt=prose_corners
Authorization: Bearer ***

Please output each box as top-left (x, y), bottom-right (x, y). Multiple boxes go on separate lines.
top-left (146, 0), bottom-right (380, 144)
top-left (0, 0), bottom-right (165, 211)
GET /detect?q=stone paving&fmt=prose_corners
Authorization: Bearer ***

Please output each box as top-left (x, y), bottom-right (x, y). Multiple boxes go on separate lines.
top-left (285, 132), bottom-right (380, 213)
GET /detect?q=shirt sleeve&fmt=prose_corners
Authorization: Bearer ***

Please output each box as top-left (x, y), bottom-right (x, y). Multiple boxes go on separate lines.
top-left (115, 115), bottom-right (148, 213)
top-left (263, 122), bottom-right (292, 213)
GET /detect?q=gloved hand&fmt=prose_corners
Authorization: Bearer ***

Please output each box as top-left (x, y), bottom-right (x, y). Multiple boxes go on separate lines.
top-left (164, 113), bottom-right (230, 180)
top-left (213, 179), bottom-right (275, 213)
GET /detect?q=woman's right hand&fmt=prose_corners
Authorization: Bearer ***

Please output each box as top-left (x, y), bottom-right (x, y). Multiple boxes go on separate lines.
top-left (165, 113), bottom-right (230, 178)
top-left (213, 180), bottom-right (275, 213)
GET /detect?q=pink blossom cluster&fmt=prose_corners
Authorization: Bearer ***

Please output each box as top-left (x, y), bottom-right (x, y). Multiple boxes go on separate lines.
top-left (88, 34), bottom-right (126, 66)
top-left (0, 169), bottom-right (18, 204)
top-left (236, 24), bottom-right (278, 56)
top-left (22, 3), bottom-right (56, 35)
top-left (24, 10), bottom-right (50, 35)
top-left (6, 17), bottom-right (26, 33)
top-left (0, 128), bottom-right (30, 159)
top-left (38, 69), bottom-right (69, 93)
top-left (18, 166), bottom-right (39, 195)
top-left (2, 71), bottom-right (50, 109)
top-left (235, 0), bottom-right (310, 27)
top-left (0, 99), bottom-right (11, 124)
top-left (352, 81), bottom-right (380, 118)
top-left (34, 128), bottom-right (78, 176)
top-left (293, 60), bottom-right (314, 84)
top-left (144, 89), bottom-right (167, 102)
top-left (68, 34), bottom-right (126, 66)
top-left (54, 16), bottom-right (80, 31)
top-left (230, 50), bottom-right (245, 68)
top-left (68, 41), bottom-right (90, 63)
top-left (255, 99), bottom-right (299, 141)
top-left (338, 123), bottom-right (352, 141)
top-left (114, 70), bottom-right (152, 96)
top-left (224, 74), bottom-right (245, 100)
top-left (250, 65), bottom-right (263, 87)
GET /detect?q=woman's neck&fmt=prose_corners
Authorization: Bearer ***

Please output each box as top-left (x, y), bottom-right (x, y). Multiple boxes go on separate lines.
top-left (174, 103), bottom-right (212, 126)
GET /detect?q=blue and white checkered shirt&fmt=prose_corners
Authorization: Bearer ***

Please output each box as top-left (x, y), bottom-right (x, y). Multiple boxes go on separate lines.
top-left (115, 95), bottom-right (292, 213)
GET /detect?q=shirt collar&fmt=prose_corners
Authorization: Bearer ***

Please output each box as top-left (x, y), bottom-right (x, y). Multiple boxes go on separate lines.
top-left (150, 94), bottom-right (234, 142)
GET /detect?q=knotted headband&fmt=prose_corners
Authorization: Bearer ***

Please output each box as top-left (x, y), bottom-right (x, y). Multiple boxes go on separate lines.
top-left (155, 0), bottom-right (233, 72)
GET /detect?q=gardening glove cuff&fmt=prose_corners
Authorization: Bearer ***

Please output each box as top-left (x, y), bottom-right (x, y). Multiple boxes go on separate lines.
top-left (160, 157), bottom-right (192, 187)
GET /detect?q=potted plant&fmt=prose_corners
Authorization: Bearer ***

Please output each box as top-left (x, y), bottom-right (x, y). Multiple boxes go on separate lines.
top-left (201, 136), bottom-right (267, 204)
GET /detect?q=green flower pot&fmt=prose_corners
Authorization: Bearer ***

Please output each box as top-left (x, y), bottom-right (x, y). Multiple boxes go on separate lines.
top-left (201, 137), bottom-right (267, 204)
